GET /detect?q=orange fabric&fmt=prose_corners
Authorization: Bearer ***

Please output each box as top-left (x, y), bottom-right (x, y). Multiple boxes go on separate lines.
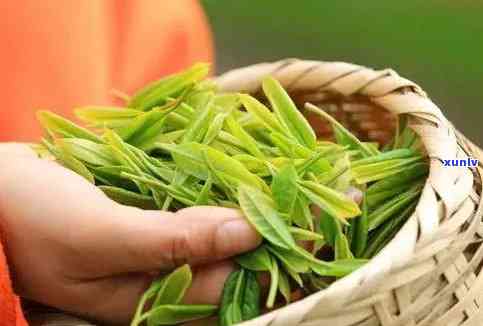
top-left (0, 0), bottom-right (213, 142)
top-left (0, 231), bottom-right (28, 326)
top-left (0, 1), bottom-right (212, 324)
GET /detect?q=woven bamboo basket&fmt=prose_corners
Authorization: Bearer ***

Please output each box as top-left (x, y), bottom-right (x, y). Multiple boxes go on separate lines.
top-left (29, 59), bottom-right (483, 326)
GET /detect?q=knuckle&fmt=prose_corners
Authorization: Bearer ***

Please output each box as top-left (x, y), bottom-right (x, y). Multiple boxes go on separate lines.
top-left (168, 229), bottom-right (192, 268)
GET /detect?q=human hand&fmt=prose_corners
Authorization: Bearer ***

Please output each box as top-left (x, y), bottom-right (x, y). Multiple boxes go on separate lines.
top-left (0, 144), bottom-right (261, 324)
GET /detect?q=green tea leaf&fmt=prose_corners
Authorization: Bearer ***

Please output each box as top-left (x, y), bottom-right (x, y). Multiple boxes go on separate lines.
top-left (266, 259), bottom-right (279, 308)
top-left (217, 131), bottom-right (246, 151)
top-left (318, 211), bottom-right (340, 247)
top-left (225, 114), bottom-right (265, 158)
top-left (219, 269), bottom-right (260, 326)
top-left (285, 266), bottom-right (304, 288)
top-left (333, 123), bottom-right (354, 148)
top-left (173, 102), bottom-right (195, 120)
top-left (182, 100), bottom-right (215, 143)
top-left (389, 115), bottom-right (406, 150)
top-left (296, 151), bottom-right (331, 176)
top-left (164, 112), bottom-right (189, 130)
top-left (298, 180), bottom-right (361, 221)
top-left (151, 264), bottom-right (192, 308)
top-left (311, 259), bottom-right (367, 277)
top-left (37, 110), bottom-right (102, 143)
top-left (241, 271), bottom-right (261, 321)
top-left (263, 78), bottom-right (316, 149)
top-left (331, 123), bottom-right (379, 159)
top-left (363, 201), bottom-right (417, 258)
top-left (99, 186), bottom-right (158, 209)
top-left (202, 151), bottom-right (237, 202)
top-left (270, 131), bottom-right (295, 157)
top-left (335, 232), bottom-right (354, 260)
top-left (75, 106), bottom-right (142, 128)
top-left (351, 149), bottom-right (416, 167)
top-left (194, 177), bottom-right (213, 205)
top-left (54, 140), bottom-right (95, 184)
top-left (220, 303), bottom-right (241, 326)
top-left (115, 108), bottom-right (170, 150)
top-left (185, 86), bottom-right (215, 109)
top-left (308, 274), bottom-right (329, 291)
top-left (203, 113), bottom-right (226, 145)
top-left (90, 165), bottom-right (136, 189)
top-left (213, 93), bottom-right (241, 111)
top-left (152, 130), bottom-right (185, 145)
top-left (219, 270), bottom-right (242, 326)
top-left (31, 141), bottom-right (53, 159)
top-left (145, 304), bottom-right (217, 325)
top-left (271, 162), bottom-right (298, 215)
top-left (312, 218), bottom-right (327, 255)
top-left (61, 138), bottom-right (117, 166)
top-left (238, 185), bottom-right (295, 249)
top-left (161, 171), bottom-right (194, 210)
top-left (129, 63), bottom-right (209, 110)
top-left (122, 173), bottom-right (196, 206)
top-left (352, 157), bottom-right (423, 184)
top-left (367, 185), bottom-right (411, 209)
top-left (163, 143), bottom-right (267, 192)
top-left (236, 246), bottom-right (272, 272)
top-left (278, 269), bottom-right (291, 304)
top-left (271, 244), bottom-right (348, 279)
top-left (270, 132), bottom-right (331, 172)
top-left (233, 155), bottom-right (271, 177)
top-left (305, 103), bottom-right (378, 157)
top-left (239, 94), bottom-right (285, 134)
top-left (290, 226), bottom-right (324, 241)
top-left (164, 176), bottom-right (200, 206)
top-left (130, 149), bottom-right (176, 183)
top-left (291, 196), bottom-right (314, 230)
top-left (350, 195), bottom-right (369, 258)
top-left (131, 279), bottom-right (164, 326)
top-left (103, 131), bottom-right (148, 195)
top-left (397, 125), bottom-right (418, 149)
top-left (326, 154), bottom-right (352, 192)
top-left (266, 245), bottom-right (310, 273)
top-left (368, 185), bottom-right (422, 230)
top-left (366, 162), bottom-right (428, 196)
top-left (211, 139), bottom-right (245, 157)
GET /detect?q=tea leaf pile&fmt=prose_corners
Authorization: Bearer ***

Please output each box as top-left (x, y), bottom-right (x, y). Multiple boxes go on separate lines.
top-left (36, 63), bottom-right (428, 325)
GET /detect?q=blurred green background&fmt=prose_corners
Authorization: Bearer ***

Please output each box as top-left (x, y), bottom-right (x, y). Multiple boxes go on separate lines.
top-left (201, 0), bottom-right (483, 146)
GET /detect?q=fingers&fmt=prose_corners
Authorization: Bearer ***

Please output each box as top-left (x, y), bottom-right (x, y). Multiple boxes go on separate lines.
top-left (74, 261), bottom-right (235, 325)
top-left (57, 273), bottom-right (152, 325)
top-left (105, 206), bottom-right (261, 274)
top-left (184, 260), bottom-right (235, 305)
top-left (345, 186), bottom-right (363, 205)
top-left (0, 142), bottom-right (37, 158)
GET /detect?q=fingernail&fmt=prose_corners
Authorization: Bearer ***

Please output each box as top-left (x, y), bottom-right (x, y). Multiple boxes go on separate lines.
top-left (217, 219), bottom-right (262, 256)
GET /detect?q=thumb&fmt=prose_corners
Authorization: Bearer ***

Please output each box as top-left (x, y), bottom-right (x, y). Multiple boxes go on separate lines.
top-left (102, 205), bottom-right (262, 274)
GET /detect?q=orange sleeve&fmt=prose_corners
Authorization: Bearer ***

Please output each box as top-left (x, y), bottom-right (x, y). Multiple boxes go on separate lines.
top-left (0, 230), bottom-right (28, 326)
top-left (0, 0), bottom-right (213, 142)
